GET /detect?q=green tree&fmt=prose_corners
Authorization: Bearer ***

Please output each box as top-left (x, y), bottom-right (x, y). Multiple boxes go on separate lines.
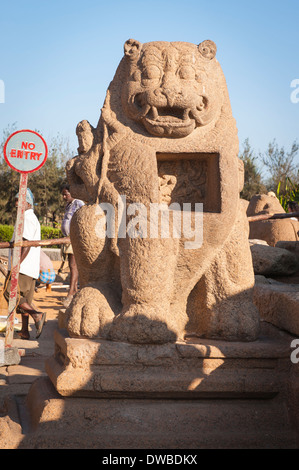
top-left (239, 138), bottom-right (267, 200)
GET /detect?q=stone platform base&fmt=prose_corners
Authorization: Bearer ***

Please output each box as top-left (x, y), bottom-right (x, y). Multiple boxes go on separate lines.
top-left (23, 323), bottom-right (299, 449)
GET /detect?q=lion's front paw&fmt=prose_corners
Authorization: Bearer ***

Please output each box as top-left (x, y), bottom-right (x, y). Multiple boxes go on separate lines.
top-left (108, 304), bottom-right (179, 344)
top-left (66, 286), bottom-right (116, 338)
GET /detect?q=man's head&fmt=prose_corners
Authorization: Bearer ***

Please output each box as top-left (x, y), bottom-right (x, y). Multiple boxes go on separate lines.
top-left (61, 184), bottom-right (73, 204)
top-left (15, 188), bottom-right (35, 210)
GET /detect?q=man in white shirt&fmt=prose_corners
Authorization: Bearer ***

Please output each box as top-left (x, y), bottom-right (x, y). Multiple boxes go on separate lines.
top-left (4, 188), bottom-right (46, 340)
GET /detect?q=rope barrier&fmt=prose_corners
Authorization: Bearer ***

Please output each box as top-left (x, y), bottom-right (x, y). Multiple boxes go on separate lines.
top-left (247, 212), bottom-right (299, 222)
top-left (0, 237), bottom-right (70, 249)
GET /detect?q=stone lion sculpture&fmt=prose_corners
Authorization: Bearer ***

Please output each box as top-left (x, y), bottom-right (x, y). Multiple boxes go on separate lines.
top-left (65, 39), bottom-right (260, 344)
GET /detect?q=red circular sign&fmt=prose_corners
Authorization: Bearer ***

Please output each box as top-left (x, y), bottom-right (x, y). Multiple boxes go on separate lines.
top-left (3, 129), bottom-right (48, 173)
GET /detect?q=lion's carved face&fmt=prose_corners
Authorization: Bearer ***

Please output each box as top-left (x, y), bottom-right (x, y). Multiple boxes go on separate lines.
top-left (121, 40), bottom-right (218, 138)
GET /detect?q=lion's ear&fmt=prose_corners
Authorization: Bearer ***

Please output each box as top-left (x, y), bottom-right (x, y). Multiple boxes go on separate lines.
top-left (124, 39), bottom-right (142, 59)
top-left (198, 40), bottom-right (217, 60)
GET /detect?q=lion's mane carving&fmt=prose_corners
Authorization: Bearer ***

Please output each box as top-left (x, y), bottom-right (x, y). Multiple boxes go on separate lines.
top-left (65, 39), bottom-right (260, 344)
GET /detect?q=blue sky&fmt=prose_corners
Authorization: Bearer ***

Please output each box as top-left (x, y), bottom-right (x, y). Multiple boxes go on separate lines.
top-left (0, 0), bottom-right (298, 166)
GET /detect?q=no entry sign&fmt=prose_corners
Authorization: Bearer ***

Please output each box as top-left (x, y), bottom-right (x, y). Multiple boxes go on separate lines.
top-left (3, 129), bottom-right (48, 173)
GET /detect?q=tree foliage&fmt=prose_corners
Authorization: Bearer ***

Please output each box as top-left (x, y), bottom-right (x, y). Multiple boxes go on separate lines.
top-left (239, 138), bottom-right (267, 200)
top-left (260, 139), bottom-right (299, 193)
top-left (239, 138), bottom-right (299, 207)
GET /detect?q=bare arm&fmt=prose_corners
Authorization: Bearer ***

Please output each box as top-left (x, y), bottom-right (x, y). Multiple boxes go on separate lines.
top-left (20, 239), bottom-right (30, 264)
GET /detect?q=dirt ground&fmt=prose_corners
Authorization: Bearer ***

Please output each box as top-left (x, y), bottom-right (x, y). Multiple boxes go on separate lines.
top-left (0, 260), bottom-right (71, 448)
top-left (0, 259), bottom-right (69, 334)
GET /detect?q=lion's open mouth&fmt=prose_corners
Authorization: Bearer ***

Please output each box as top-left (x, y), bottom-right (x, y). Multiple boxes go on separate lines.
top-left (144, 106), bottom-right (193, 127)
top-left (130, 93), bottom-right (209, 136)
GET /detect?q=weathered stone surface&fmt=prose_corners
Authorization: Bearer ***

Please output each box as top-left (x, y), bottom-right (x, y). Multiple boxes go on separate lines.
top-left (255, 274), bottom-right (270, 284)
top-left (249, 219), bottom-right (299, 247)
top-left (276, 241), bottom-right (299, 262)
top-left (63, 38), bottom-right (259, 345)
top-left (250, 242), bottom-right (299, 276)
top-left (22, 375), bottom-right (297, 449)
top-left (45, 327), bottom-right (291, 398)
top-left (254, 283), bottom-right (299, 336)
top-left (23, 324), bottom-right (299, 448)
top-left (0, 396), bottom-right (23, 449)
top-left (247, 194), bottom-right (299, 246)
top-left (247, 193), bottom-right (286, 217)
top-left (0, 347), bottom-right (21, 367)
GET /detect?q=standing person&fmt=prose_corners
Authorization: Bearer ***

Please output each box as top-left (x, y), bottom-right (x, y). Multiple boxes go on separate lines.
top-left (4, 188), bottom-right (46, 340)
top-left (61, 184), bottom-right (84, 308)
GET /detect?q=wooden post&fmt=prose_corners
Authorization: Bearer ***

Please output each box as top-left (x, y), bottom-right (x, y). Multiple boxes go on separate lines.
top-left (5, 173), bottom-right (28, 348)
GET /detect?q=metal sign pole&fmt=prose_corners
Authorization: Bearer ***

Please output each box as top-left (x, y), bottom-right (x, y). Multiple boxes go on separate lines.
top-left (4, 172), bottom-right (28, 348)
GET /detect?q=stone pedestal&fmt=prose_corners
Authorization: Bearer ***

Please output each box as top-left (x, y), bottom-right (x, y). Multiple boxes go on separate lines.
top-left (23, 324), bottom-right (299, 449)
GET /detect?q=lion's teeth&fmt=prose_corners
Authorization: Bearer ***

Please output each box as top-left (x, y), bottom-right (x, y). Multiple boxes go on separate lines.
top-left (140, 104), bottom-right (151, 118)
top-left (151, 106), bottom-right (159, 119)
top-left (183, 109), bottom-right (190, 120)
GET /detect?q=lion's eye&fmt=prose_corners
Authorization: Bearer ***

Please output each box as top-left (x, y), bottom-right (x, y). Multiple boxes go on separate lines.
top-left (142, 65), bottom-right (161, 80)
top-left (178, 66), bottom-right (195, 80)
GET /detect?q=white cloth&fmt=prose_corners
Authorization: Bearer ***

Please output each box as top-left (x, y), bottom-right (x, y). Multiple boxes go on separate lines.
top-left (9, 209), bottom-right (41, 279)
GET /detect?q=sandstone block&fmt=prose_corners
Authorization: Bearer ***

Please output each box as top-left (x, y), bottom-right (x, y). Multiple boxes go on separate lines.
top-left (254, 283), bottom-right (299, 336)
top-left (250, 242), bottom-right (299, 276)
top-left (0, 347), bottom-right (21, 367)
